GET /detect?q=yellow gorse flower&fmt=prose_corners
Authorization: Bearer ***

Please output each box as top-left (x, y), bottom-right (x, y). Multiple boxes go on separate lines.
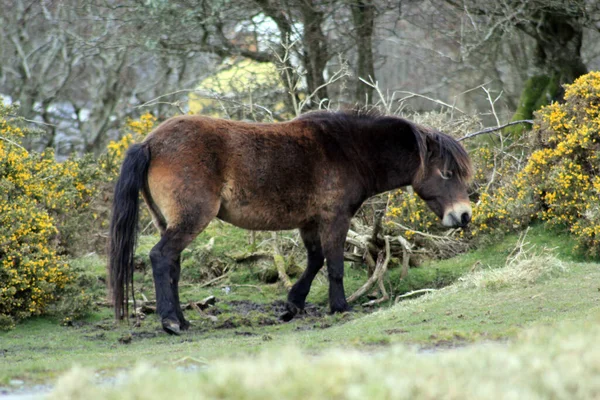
top-left (471, 72), bottom-right (600, 256)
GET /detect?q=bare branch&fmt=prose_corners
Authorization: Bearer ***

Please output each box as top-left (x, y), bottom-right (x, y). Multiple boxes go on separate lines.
top-left (0, 136), bottom-right (27, 152)
top-left (459, 120), bottom-right (534, 141)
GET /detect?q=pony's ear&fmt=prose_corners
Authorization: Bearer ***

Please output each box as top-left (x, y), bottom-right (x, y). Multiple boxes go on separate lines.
top-left (411, 124), bottom-right (428, 183)
top-left (425, 134), bottom-right (437, 158)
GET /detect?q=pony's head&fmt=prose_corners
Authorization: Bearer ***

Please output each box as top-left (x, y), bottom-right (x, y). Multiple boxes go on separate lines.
top-left (411, 129), bottom-right (473, 228)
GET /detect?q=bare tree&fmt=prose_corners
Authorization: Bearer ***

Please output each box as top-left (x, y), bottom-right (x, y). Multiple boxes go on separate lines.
top-left (0, 0), bottom-right (214, 154)
top-left (435, 0), bottom-right (596, 120)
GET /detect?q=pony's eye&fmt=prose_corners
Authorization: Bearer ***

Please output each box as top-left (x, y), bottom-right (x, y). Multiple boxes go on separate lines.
top-left (440, 170), bottom-right (453, 180)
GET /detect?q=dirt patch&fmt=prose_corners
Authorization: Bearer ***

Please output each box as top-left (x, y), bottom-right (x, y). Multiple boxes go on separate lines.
top-left (234, 331), bottom-right (256, 336)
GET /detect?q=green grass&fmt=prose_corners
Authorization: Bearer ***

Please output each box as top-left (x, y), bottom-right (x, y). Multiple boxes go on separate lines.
top-left (51, 316), bottom-right (600, 400)
top-left (1, 223), bottom-right (599, 394)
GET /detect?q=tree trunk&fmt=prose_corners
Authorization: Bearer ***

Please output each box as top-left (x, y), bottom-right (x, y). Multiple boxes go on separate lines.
top-left (300, 0), bottom-right (329, 106)
top-left (510, 13), bottom-right (587, 132)
top-left (351, 0), bottom-right (376, 104)
top-left (530, 14), bottom-right (587, 99)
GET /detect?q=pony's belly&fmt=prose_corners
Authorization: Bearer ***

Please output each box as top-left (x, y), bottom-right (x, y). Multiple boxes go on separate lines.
top-left (216, 202), bottom-right (307, 231)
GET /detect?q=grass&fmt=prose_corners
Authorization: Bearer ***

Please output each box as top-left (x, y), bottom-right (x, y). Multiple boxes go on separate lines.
top-left (1, 223), bottom-right (599, 397)
top-left (51, 317), bottom-right (600, 400)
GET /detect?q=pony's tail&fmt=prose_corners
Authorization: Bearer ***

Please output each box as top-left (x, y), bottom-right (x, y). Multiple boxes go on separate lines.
top-left (108, 143), bottom-right (151, 321)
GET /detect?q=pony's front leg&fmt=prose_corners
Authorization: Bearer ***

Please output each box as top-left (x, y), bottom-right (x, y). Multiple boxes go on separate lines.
top-left (282, 224), bottom-right (325, 321)
top-left (321, 217), bottom-right (351, 314)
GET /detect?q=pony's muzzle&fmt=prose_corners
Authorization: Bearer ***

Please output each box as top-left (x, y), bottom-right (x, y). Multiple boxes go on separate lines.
top-left (442, 202), bottom-right (472, 227)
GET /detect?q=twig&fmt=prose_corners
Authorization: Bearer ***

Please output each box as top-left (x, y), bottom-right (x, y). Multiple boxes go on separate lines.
top-left (140, 220), bottom-right (155, 234)
top-left (172, 356), bottom-right (208, 365)
top-left (221, 284), bottom-right (266, 296)
top-left (0, 135), bottom-right (27, 152)
top-left (361, 295), bottom-right (389, 307)
top-left (482, 86), bottom-right (502, 127)
top-left (198, 272), bottom-right (230, 288)
top-left (506, 227), bottom-right (531, 268)
top-left (390, 222), bottom-right (460, 241)
top-left (394, 288), bottom-right (437, 303)
top-left (459, 120), bottom-right (534, 141)
top-left (395, 91), bottom-right (466, 114)
top-left (7, 115), bottom-right (57, 128)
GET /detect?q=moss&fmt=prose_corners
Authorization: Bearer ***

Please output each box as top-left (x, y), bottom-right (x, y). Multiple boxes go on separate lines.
top-left (507, 74), bottom-right (559, 136)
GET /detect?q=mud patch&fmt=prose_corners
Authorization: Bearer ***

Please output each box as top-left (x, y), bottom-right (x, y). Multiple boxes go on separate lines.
top-left (224, 300), bottom-right (325, 319)
top-left (132, 331), bottom-right (159, 339)
top-left (210, 300), bottom-right (326, 330)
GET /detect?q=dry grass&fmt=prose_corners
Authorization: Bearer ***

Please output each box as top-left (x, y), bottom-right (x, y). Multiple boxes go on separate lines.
top-left (460, 252), bottom-right (567, 291)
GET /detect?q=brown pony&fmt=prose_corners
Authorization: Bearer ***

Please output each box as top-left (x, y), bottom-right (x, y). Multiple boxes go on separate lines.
top-left (109, 110), bottom-right (473, 335)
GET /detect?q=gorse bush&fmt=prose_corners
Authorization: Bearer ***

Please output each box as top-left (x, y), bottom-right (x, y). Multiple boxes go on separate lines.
top-left (386, 188), bottom-right (437, 240)
top-left (472, 71), bottom-right (600, 256)
top-left (0, 101), bottom-right (156, 328)
top-left (100, 113), bottom-right (156, 177)
top-left (0, 102), bottom-right (75, 328)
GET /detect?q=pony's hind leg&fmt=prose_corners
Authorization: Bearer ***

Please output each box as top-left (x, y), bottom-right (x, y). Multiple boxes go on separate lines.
top-left (172, 255), bottom-right (187, 330)
top-left (149, 200), bottom-right (219, 335)
top-left (282, 223), bottom-right (324, 321)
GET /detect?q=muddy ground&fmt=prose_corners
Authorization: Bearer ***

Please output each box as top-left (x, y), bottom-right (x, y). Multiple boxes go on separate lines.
top-left (72, 298), bottom-right (370, 346)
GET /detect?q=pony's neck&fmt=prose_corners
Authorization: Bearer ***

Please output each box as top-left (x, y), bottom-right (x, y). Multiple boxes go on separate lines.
top-left (356, 117), bottom-right (423, 197)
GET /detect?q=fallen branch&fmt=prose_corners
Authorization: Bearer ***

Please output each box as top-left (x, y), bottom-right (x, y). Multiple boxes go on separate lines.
top-left (228, 250), bottom-right (272, 263)
top-left (347, 236), bottom-right (391, 304)
top-left (394, 288), bottom-right (437, 303)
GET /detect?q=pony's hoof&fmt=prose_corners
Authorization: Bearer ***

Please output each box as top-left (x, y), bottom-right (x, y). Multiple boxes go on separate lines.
top-left (162, 320), bottom-right (181, 335)
top-left (280, 302), bottom-right (301, 322)
top-left (330, 303), bottom-right (351, 314)
top-left (180, 319), bottom-right (191, 331)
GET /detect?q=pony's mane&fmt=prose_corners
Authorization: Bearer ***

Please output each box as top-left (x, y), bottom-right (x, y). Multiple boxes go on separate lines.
top-left (416, 125), bottom-right (473, 184)
top-left (297, 110), bottom-right (473, 184)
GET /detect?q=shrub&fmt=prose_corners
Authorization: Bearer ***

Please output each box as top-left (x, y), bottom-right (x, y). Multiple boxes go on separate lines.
top-left (0, 103), bottom-right (74, 327)
top-left (0, 105), bottom-right (158, 327)
top-left (472, 71), bottom-right (600, 256)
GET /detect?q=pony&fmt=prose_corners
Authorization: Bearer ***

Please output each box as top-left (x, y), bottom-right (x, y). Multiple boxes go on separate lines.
top-left (109, 110), bottom-right (473, 335)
